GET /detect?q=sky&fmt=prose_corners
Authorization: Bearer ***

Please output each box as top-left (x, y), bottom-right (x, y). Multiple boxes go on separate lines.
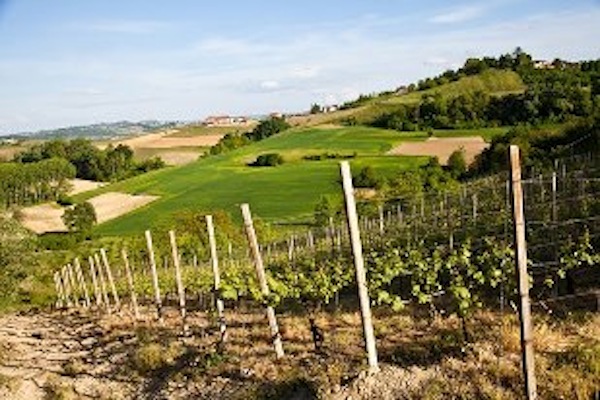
top-left (0, 0), bottom-right (599, 134)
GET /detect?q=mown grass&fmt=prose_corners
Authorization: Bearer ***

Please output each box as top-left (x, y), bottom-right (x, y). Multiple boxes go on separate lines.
top-left (73, 125), bottom-right (429, 236)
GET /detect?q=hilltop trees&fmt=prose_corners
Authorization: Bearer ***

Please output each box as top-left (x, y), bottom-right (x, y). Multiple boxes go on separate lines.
top-left (211, 116), bottom-right (291, 156)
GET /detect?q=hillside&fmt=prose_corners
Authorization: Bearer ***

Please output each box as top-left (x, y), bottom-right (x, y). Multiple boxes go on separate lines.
top-left (2, 120), bottom-right (180, 140)
top-left (73, 125), bottom-right (434, 235)
top-left (289, 69), bottom-right (524, 127)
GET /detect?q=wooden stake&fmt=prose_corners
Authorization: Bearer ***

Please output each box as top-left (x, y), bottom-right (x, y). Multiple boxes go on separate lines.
top-left (101, 249), bottom-right (121, 310)
top-left (88, 256), bottom-right (102, 307)
top-left (121, 249), bottom-right (140, 320)
top-left (551, 172), bottom-right (557, 222)
top-left (509, 145), bottom-right (537, 400)
top-left (145, 230), bottom-right (164, 325)
top-left (73, 258), bottom-right (91, 308)
top-left (240, 203), bottom-right (284, 359)
top-left (169, 230), bottom-right (189, 335)
top-left (206, 215), bottom-right (227, 343)
top-left (340, 161), bottom-right (379, 371)
top-left (66, 264), bottom-right (80, 308)
top-left (94, 253), bottom-right (111, 313)
top-left (61, 266), bottom-right (73, 308)
top-left (54, 271), bottom-right (65, 309)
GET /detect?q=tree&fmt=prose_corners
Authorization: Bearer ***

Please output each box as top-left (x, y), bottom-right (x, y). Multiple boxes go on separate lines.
top-left (447, 148), bottom-right (467, 178)
top-left (313, 196), bottom-right (337, 227)
top-left (62, 202), bottom-right (97, 233)
top-left (310, 104), bottom-right (322, 114)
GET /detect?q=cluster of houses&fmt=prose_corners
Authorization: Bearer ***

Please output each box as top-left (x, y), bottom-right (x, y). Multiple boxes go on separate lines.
top-left (203, 115), bottom-right (255, 127)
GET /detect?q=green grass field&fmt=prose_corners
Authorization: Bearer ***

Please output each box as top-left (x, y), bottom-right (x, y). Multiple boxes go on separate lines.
top-left (74, 126), bottom-right (430, 236)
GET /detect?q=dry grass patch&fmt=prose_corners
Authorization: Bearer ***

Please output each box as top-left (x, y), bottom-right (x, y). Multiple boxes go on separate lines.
top-left (388, 136), bottom-right (489, 164)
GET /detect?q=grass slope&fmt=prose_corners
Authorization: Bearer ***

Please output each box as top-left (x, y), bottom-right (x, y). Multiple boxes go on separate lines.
top-left (291, 69), bottom-right (524, 127)
top-left (75, 126), bottom-right (429, 236)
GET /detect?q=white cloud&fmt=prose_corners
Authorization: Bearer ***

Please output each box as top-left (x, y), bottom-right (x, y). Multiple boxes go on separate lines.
top-left (260, 80), bottom-right (280, 90)
top-left (430, 5), bottom-right (487, 24)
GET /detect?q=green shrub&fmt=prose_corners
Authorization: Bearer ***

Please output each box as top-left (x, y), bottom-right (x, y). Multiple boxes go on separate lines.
top-left (250, 153), bottom-right (284, 167)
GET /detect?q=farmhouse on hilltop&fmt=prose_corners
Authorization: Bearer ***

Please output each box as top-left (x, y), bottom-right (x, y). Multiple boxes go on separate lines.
top-left (203, 115), bottom-right (253, 127)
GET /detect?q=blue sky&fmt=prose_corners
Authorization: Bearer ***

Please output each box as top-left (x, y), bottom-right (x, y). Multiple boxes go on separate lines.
top-left (1, 0), bottom-right (599, 133)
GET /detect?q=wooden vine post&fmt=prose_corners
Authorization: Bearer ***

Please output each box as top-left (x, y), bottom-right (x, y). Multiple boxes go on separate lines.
top-left (101, 249), bottom-right (121, 310)
top-left (240, 203), bottom-right (284, 359)
top-left (121, 249), bottom-right (140, 320)
top-left (73, 258), bottom-right (91, 308)
top-left (61, 266), bottom-right (73, 308)
top-left (145, 230), bottom-right (164, 325)
top-left (509, 145), bottom-right (537, 400)
top-left (53, 271), bottom-right (66, 309)
top-left (169, 230), bottom-right (189, 335)
top-left (206, 215), bottom-right (227, 344)
top-left (340, 161), bottom-right (379, 372)
top-left (88, 256), bottom-right (102, 307)
top-left (94, 253), bottom-right (111, 313)
top-left (66, 264), bottom-right (79, 307)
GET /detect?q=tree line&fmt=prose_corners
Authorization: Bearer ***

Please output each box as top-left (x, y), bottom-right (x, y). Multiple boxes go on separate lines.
top-left (13, 139), bottom-right (164, 182)
top-left (340, 49), bottom-right (600, 131)
top-left (209, 117), bottom-right (291, 155)
top-left (0, 158), bottom-right (75, 208)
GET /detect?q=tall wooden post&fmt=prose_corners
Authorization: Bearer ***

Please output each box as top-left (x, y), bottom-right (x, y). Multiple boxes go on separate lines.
top-left (340, 161), bottom-right (379, 372)
top-left (145, 230), bottom-right (164, 325)
top-left (121, 249), bottom-right (140, 320)
top-left (94, 253), bottom-right (111, 313)
top-left (54, 271), bottom-right (66, 309)
top-left (73, 258), bottom-right (91, 308)
top-left (61, 266), bottom-right (73, 308)
top-left (100, 249), bottom-right (121, 310)
top-left (206, 215), bottom-right (227, 343)
top-left (88, 256), bottom-right (102, 307)
top-left (65, 264), bottom-right (80, 307)
top-left (240, 203), bottom-right (284, 359)
top-left (509, 145), bottom-right (537, 400)
top-left (169, 230), bottom-right (189, 335)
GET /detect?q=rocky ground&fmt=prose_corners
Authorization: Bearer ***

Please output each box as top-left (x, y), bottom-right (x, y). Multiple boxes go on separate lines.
top-left (0, 307), bottom-right (597, 399)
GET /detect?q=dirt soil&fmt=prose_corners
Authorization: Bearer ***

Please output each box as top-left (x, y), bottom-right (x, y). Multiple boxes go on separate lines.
top-left (18, 204), bottom-right (67, 234)
top-left (0, 307), bottom-right (597, 400)
top-left (388, 136), bottom-right (489, 164)
top-left (87, 192), bottom-right (158, 224)
top-left (0, 311), bottom-right (135, 399)
top-left (18, 192), bottom-right (158, 234)
top-left (101, 131), bottom-right (224, 150)
top-left (68, 179), bottom-right (105, 196)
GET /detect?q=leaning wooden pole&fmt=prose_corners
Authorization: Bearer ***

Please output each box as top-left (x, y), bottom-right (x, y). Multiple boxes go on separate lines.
top-left (145, 230), bottom-right (164, 325)
top-left (73, 258), bottom-right (91, 308)
top-left (88, 256), bottom-right (102, 307)
top-left (121, 249), bottom-right (140, 320)
top-left (206, 215), bottom-right (227, 344)
top-left (340, 161), bottom-right (379, 372)
top-left (169, 230), bottom-right (189, 335)
top-left (94, 253), bottom-right (112, 313)
top-left (101, 249), bottom-right (121, 310)
top-left (240, 203), bottom-right (284, 359)
top-left (53, 271), bottom-right (66, 309)
top-left (509, 145), bottom-right (537, 400)
top-left (66, 264), bottom-right (80, 308)
top-left (61, 266), bottom-right (73, 308)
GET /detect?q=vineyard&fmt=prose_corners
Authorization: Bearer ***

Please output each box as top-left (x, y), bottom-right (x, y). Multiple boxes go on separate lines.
top-left (38, 146), bottom-right (600, 399)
